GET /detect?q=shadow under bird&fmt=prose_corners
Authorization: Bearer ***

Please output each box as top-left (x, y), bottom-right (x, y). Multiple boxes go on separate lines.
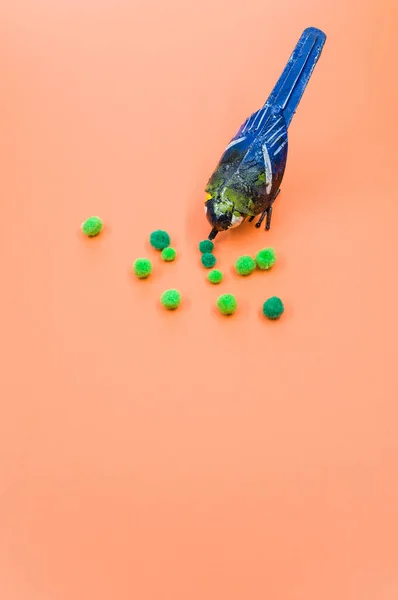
top-left (204, 27), bottom-right (327, 240)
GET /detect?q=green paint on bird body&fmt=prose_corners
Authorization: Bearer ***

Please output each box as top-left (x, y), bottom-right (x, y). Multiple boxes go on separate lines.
top-left (213, 198), bottom-right (233, 217)
top-left (221, 187), bottom-right (252, 215)
top-left (255, 172), bottom-right (267, 187)
top-left (247, 198), bottom-right (256, 213)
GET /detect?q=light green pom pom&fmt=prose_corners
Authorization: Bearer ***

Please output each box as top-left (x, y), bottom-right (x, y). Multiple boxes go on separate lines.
top-left (133, 258), bottom-right (152, 279)
top-left (207, 269), bottom-right (223, 284)
top-left (161, 247), bottom-right (176, 262)
top-left (217, 293), bottom-right (237, 315)
top-left (235, 255), bottom-right (256, 276)
top-left (81, 216), bottom-right (103, 237)
top-left (256, 248), bottom-right (277, 270)
top-left (161, 289), bottom-right (181, 310)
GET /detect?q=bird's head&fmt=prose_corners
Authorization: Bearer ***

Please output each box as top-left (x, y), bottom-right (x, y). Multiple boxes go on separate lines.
top-left (204, 192), bottom-right (246, 237)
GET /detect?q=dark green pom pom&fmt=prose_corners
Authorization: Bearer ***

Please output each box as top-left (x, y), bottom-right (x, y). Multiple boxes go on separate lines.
top-left (161, 247), bottom-right (176, 261)
top-left (81, 216), bottom-right (103, 237)
top-left (150, 230), bottom-right (171, 250)
top-left (199, 239), bottom-right (214, 253)
top-left (262, 296), bottom-right (284, 319)
top-left (235, 255), bottom-right (256, 276)
top-left (160, 289), bottom-right (181, 310)
top-left (201, 253), bottom-right (216, 268)
top-left (217, 293), bottom-right (237, 315)
top-left (207, 269), bottom-right (223, 284)
top-left (133, 258), bottom-right (152, 279)
top-left (256, 248), bottom-right (277, 270)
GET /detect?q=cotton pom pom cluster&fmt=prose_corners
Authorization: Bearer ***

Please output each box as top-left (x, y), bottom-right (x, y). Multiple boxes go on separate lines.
top-left (81, 218), bottom-right (285, 319)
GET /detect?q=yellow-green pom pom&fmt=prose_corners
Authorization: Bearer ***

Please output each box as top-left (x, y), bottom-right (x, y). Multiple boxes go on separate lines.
top-left (161, 247), bottom-right (176, 262)
top-left (201, 253), bottom-right (216, 268)
top-left (207, 269), bottom-right (223, 284)
top-left (235, 255), bottom-right (256, 276)
top-left (263, 296), bottom-right (284, 319)
top-left (150, 230), bottom-right (170, 250)
top-left (133, 258), bottom-right (152, 279)
top-left (256, 248), bottom-right (277, 270)
top-left (199, 239), bottom-right (214, 253)
top-left (81, 216), bottom-right (103, 237)
top-left (161, 289), bottom-right (181, 310)
top-left (217, 293), bottom-right (237, 315)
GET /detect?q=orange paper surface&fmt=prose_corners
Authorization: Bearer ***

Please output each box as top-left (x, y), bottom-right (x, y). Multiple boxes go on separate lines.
top-left (1, 0), bottom-right (398, 598)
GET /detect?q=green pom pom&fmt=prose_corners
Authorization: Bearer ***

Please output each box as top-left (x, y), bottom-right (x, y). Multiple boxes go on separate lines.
top-left (161, 247), bottom-right (176, 262)
top-left (81, 216), bottom-right (103, 237)
top-left (133, 258), bottom-right (152, 279)
top-left (207, 269), bottom-right (223, 284)
top-left (199, 239), bottom-right (214, 253)
top-left (150, 230), bottom-right (170, 250)
top-left (263, 296), bottom-right (284, 319)
top-left (161, 289), bottom-right (181, 310)
top-left (235, 255), bottom-right (256, 276)
top-left (201, 253), bottom-right (216, 268)
top-left (217, 293), bottom-right (237, 315)
top-left (256, 248), bottom-right (277, 270)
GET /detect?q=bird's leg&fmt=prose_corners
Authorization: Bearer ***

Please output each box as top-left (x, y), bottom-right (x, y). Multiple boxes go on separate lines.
top-left (248, 216), bottom-right (255, 223)
top-left (265, 206), bottom-right (273, 230)
top-left (256, 189), bottom-right (280, 231)
top-left (255, 209), bottom-right (268, 229)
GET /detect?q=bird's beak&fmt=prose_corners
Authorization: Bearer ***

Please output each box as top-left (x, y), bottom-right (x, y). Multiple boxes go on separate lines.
top-left (208, 227), bottom-right (218, 240)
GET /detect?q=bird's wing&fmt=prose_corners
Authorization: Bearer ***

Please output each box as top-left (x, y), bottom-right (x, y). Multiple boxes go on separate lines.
top-left (227, 107), bottom-right (271, 147)
top-left (206, 107), bottom-right (282, 194)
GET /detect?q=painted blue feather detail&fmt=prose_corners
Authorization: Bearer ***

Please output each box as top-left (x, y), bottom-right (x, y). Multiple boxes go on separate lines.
top-left (264, 27), bottom-right (326, 127)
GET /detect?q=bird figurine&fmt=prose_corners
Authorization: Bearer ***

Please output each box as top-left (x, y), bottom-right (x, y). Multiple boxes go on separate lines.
top-left (204, 27), bottom-right (327, 240)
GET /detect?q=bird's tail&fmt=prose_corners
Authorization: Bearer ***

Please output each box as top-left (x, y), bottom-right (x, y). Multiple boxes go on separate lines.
top-left (264, 27), bottom-right (326, 128)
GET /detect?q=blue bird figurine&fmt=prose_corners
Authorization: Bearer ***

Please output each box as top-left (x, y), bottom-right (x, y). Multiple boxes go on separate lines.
top-left (204, 27), bottom-right (327, 240)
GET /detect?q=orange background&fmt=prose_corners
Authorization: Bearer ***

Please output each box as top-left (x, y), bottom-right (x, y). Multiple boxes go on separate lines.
top-left (1, 0), bottom-right (398, 598)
